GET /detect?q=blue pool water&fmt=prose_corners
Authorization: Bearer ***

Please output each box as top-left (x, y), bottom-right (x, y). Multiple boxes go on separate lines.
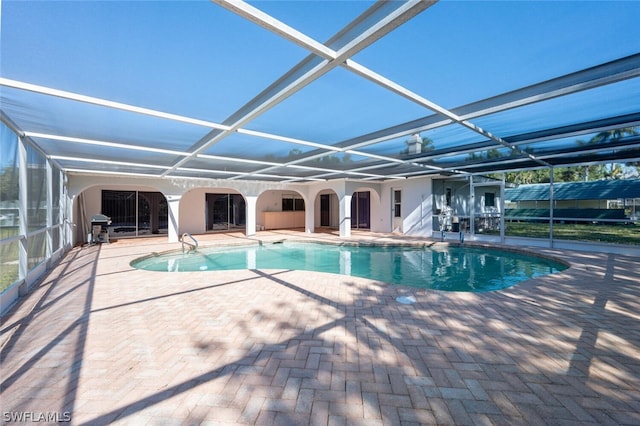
top-left (131, 243), bottom-right (566, 292)
top-left (131, 242), bottom-right (567, 292)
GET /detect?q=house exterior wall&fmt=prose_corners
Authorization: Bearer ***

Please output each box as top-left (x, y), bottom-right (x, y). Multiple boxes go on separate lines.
top-left (180, 188), bottom-right (208, 235)
top-left (256, 191), bottom-right (282, 216)
top-left (513, 200), bottom-right (604, 209)
top-left (473, 186), bottom-right (502, 215)
top-left (68, 174), bottom-right (437, 240)
top-left (555, 200), bottom-right (605, 209)
top-left (432, 179), bottom-right (470, 216)
top-left (381, 176), bottom-right (433, 236)
top-left (75, 183), bottom-right (163, 242)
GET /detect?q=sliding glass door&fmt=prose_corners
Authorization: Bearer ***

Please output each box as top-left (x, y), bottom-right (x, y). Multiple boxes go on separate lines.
top-left (101, 190), bottom-right (167, 237)
top-left (206, 193), bottom-right (246, 231)
top-left (351, 191), bottom-right (370, 229)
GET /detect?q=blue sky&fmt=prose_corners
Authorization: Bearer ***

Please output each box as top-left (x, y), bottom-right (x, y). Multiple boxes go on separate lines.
top-left (1, 0), bottom-right (639, 151)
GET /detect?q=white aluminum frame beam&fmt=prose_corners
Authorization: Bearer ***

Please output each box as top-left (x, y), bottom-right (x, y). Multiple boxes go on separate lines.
top-left (164, 0), bottom-right (435, 178)
top-left (0, 78), bottom-right (230, 131)
top-left (218, 0), bottom-right (549, 179)
top-left (334, 54), bottom-right (640, 156)
top-left (24, 132), bottom-right (191, 156)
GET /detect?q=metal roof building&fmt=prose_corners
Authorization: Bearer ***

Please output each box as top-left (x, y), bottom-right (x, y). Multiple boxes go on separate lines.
top-left (505, 179), bottom-right (640, 201)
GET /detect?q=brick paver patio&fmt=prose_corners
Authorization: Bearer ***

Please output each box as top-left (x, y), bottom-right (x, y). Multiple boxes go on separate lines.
top-left (2, 231), bottom-right (639, 425)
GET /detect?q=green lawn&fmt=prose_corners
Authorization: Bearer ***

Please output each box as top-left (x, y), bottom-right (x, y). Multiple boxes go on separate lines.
top-left (1, 227), bottom-right (20, 291)
top-left (504, 222), bottom-right (640, 245)
top-left (1, 243), bottom-right (19, 292)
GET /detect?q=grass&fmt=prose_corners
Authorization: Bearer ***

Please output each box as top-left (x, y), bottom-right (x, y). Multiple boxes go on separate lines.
top-left (1, 242), bottom-right (19, 292)
top-left (1, 263), bottom-right (19, 292)
top-left (503, 222), bottom-right (640, 245)
top-left (1, 227), bottom-right (20, 291)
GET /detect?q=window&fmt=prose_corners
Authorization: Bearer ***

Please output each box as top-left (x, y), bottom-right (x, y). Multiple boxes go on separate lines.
top-left (394, 190), bottom-right (402, 217)
top-left (485, 192), bottom-right (495, 208)
top-left (282, 196), bottom-right (305, 211)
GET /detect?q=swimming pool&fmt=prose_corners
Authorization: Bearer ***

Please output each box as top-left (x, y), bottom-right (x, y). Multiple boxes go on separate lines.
top-left (131, 242), bottom-right (567, 292)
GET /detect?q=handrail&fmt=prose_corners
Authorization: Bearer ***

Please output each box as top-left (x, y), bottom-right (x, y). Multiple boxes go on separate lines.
top-left (180, 232), bottom-right (198, 252)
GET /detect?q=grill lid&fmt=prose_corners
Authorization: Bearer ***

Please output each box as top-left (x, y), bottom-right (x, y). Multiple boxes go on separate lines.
top-left (91, 214), bottom-right (111, 224)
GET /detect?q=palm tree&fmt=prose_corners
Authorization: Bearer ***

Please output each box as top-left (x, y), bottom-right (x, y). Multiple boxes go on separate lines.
top-left (605, 163), bottom-right (624, 180)
top-left (589, 127), bottom-right (638, 144)
top-left (594, 127), bottom-right (639, 179)
top-left (573, 126), bottom-right (639, 180)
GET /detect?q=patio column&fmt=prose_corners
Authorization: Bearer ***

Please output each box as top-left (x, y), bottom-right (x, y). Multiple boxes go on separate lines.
top-left (245, 195), bottom-right (257, 237)
top-left (339, 193), bottom-right (352, 238)
top-left (549, 167), bottom-right (555, 247)
top-left (166, 195), bottom-right (181, 243)
top-left (469, 175), bottom-right (475, 236)
top-left (305, 200), bottom-right (314, 233)
top-left (500, 174), bottom-right (505, 243)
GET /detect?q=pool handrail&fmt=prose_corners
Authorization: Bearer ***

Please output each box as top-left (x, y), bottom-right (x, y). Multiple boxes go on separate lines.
top-left (180, 232), bottom-right (198, 252)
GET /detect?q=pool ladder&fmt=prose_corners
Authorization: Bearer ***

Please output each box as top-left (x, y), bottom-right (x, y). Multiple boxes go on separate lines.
top-left (441, 230), bottom-right (465, 243)
top-left (180, 233), bottom-right (198, 252)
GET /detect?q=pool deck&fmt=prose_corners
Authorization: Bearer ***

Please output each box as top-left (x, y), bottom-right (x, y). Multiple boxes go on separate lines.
top-left (1, 231), bottom-right (639, 425)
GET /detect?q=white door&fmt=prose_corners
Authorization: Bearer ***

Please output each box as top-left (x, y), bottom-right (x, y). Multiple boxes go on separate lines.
top-left (392, 189), bottom-right (402, 232)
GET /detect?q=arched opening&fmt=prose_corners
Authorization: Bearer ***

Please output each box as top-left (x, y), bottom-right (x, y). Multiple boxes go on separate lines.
top-left (257, 190), bottom-right (306, 231)
top-left (74, 186), bottom-right (169, 241)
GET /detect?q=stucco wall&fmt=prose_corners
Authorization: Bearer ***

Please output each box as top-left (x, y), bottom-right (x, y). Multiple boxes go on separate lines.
top-left (256, 190), bottom-right (306, 229)
top-left (69, 174), bottom-right (437, 239)
top-left (380, 177), bottom-right (433, 236)
top-left (180, 188), bottom-right (207, 235)
top-left (74, 183), bottom-right (161, 242)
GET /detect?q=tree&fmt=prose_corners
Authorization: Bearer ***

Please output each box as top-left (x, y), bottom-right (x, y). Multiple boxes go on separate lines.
top-left (502, 169), bottom-right (550, 184)
top-left (589, 127), bottom-right (638, 144)
top-left (0, 165), bottom-right (19, 202)
top-left (578, 126), bottom-right (639, 180)
top-left (605, 163), bottom-right (624, 180)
